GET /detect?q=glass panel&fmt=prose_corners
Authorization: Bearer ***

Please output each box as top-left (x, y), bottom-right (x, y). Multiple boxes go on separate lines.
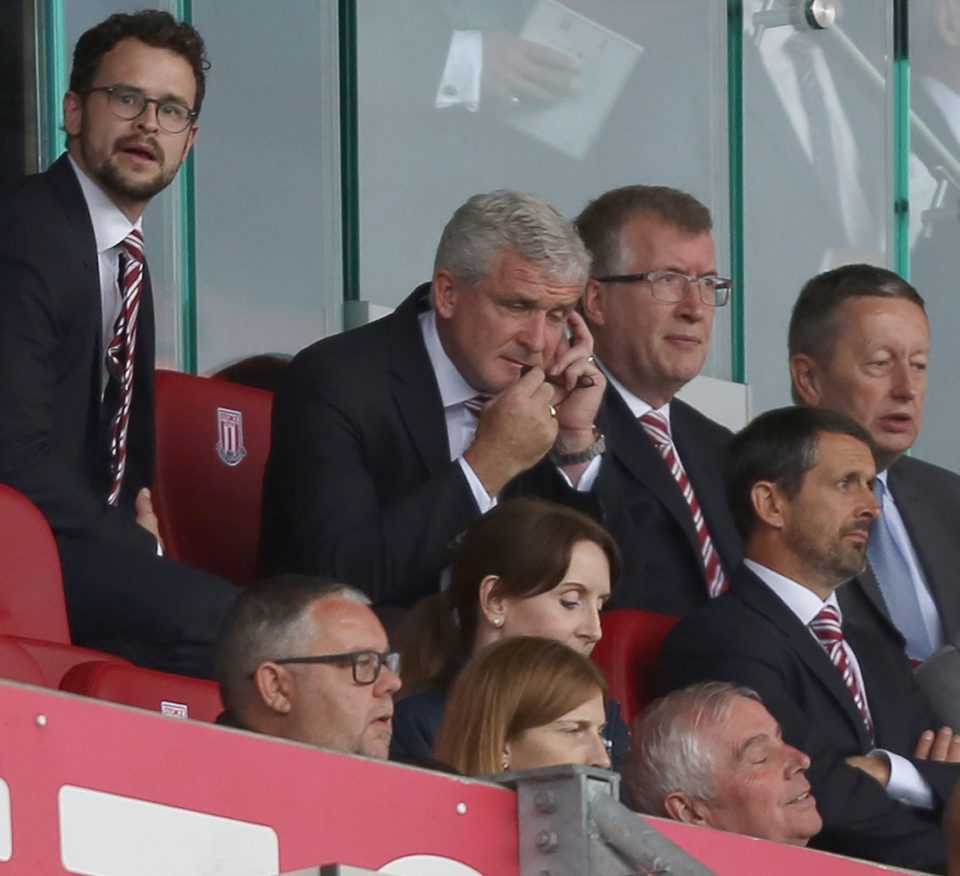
top-left (908, 2), bottom-right (960, 470)
top-left (355, 0), bottom-right (733, 379)
top-left (191, 0), bottom-right (343, 374)
top-left (741, 0), bottom-right (894, 410)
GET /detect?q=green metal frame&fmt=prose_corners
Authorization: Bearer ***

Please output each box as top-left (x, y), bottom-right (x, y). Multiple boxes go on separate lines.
top-left (726, 1), bottom-right (745, 384)
top-left (36, 0), bottom-right (66, 168)
top-left (892, 0), bottom-right (910, 280)
top-left (177, 0), bottom-right (198, 373)
top-left (338, 0), bottom-right (360, 307)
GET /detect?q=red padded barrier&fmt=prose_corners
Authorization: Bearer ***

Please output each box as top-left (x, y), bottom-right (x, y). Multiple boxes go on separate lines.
top-left (60, 660), bottom-right (223, 722)
top-left (8, 636), bottom-right (129, 688)
top-left (591, 608), bottom-right (680, 726)
top-left (153, 369), bottom-right (273, 585)
top-left (0, 637), bottom-right (44, 686)
top-left (0, 484), bottom-right (71, 642)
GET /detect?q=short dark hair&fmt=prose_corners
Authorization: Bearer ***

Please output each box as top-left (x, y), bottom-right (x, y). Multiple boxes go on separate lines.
top-left (726, 407), bottom-right (875, 539)
top-left (70, 10), bottom-right (209, 113)
top-left (788, 264), bottom-right (926, 402)
top-left (215, 575), bottom-right (369, 718)
top-left (575, 185), bottom-right (712, 277)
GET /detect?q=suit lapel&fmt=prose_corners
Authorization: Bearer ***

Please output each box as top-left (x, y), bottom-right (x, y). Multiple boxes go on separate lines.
top-left (599, 387), bottom-right (705, 559)
top-left (387, 284), bottom-right (451, 475)
top-left (734, 568), bottom-right (874, 749)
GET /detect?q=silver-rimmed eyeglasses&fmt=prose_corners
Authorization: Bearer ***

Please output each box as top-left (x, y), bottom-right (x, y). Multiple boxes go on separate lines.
top-left (273, 650), bottom-right (400, 685)
top-left (87, 85), bottom-right (197, 134)
top-left (595, 271), bottom-right (732, 307)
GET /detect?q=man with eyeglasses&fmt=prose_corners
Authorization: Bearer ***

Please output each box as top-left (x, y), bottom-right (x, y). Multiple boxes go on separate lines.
top-left (572, 184), bottom-right (742, 615)
top-left (216, 576), bottom-right (402, 759)
top-left (0, 11), bottom-right (234, 676)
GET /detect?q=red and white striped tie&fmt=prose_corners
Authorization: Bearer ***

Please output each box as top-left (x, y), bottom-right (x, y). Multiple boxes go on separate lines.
top-left (639, 410), bottom-right (728, 598)
top-left (105, 229), bottom-right (144, 506)
top-left (810, 603), bottom-right (875, 744)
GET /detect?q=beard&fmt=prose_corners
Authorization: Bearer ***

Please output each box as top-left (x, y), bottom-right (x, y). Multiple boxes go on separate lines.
top-left (81, 136), bottom-right (181, 205)
top-left (784, 520), bottom-right (869, 588)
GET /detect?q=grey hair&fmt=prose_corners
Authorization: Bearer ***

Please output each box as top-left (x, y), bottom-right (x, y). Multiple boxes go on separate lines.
top-left (624, 682), bottom-right (762, 816)
top-left (433, 190), bottom-right (590, 288)
top-left (216, 575), bottom-right (370, 718)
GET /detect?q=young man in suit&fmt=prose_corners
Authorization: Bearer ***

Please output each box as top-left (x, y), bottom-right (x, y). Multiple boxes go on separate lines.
top-left (261, 190), bottom-right (607, 612)
top-left (789, 264), bottom-right (960, 664)
top-left (574, 185), bottom-right (742, 615)
top-left (0, 11), bottom-right (234, 676)
top-left (663, 406), bottom-right (959, 871)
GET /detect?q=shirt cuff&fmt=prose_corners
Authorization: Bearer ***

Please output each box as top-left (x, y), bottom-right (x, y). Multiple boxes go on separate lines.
top-left (555, 455), bottom-right (602, 492)
top-left (435, 31), bottom-right (482, 110)
top-left (457, 456), bottom-right (496, 513)
top-left (872, 750), bottom-right (934, 810)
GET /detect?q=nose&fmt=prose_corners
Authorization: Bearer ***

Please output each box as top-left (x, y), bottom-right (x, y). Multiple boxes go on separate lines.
top-left (860, 485), bottom-right (881, 521)
top-left (135, 101), bottom-right (161, 132)
top-left (784, 743), bottom-right (811, 776)
top-left (675, 278), bottom-right (706, 321)
top-left (589, 732), bottom-right (612, 770)
top-left (517, 311), bottom-right (548, 353)
top-left (890, 359), bottom-right (919, 400)
top-left (375, 665), bottom-right (402, 696)
top-left (579, 604), bottom-right (603, 648)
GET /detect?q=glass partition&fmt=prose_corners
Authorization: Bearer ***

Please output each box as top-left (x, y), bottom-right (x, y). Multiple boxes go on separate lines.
top-left (740, 0), bottom-right (895, 412)
top-left (355, 0), bottom-right (733, 379)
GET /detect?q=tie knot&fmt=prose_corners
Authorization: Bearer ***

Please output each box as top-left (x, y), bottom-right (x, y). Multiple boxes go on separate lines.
top-left (122, 229), bottom-right (144, 262)
top-left (810, 604), bottom-right (843, 642)
top-left (464, 394), bottom-right (492, 418)
top-left (639, 410), bottom-right (671, 446)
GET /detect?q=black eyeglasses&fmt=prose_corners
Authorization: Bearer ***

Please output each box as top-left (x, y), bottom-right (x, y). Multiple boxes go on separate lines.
top-left (274, 650), bottom-right (400, 685)
top-left (594, 270), bottom-right (732, 307)
top-left (86, 85), bottom-right (197, 134)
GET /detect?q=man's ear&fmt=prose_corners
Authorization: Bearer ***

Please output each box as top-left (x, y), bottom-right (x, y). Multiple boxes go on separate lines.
top-left (63, 91), bottom-right (83, 139)
top-left (751, 480), bottom-right (787, 530)
top-left (789, 354), bottom-right (822, 406)
top-left (179, 122), bottom-right (199, 165)
top-left (253, 662), bottom-right (294, 715)
top-left (664, 792), bottom-right (711, 826)
top-left (478, 575), bottom-right (506, 626)
top-left (432, 269), bottom-right (459, 320)
top-left (581, 278), bottom-right (605, 327)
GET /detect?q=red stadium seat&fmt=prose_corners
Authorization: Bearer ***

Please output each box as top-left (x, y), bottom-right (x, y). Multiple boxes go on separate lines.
top-left (0, 483), bottom-right (72, 642)
top-left (0, 636), bottom-right (45, 686)
top-left (591, 609), bottom-right (680, 727)
top-left (60, 660), bottom-right (223, 722)
top-left (153, 369), bottom-right (273, 586)
top-left (10, 637), bottom-right (129, 688)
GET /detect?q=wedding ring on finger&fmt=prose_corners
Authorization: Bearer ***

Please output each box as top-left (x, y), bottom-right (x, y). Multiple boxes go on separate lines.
top-left (549, 404), bottom-right (558, 418)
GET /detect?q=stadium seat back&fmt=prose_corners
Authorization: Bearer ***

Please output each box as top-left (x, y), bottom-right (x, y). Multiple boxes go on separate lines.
top-left (153, 369), bottom-right (273, 585)
top-left (0, 636), bottom-right (45, 686)
top-left (592, 609), bottom-right (680, 727)
top-left (0, 484), bottom-right (71, 642)
top-left (60, 660), bottom-right (223, 722)
top-left (10, 636), bottom-right (130, 688)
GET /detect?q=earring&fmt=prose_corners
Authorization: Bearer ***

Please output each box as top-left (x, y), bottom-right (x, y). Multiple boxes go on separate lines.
top-left (501, 757), bottom-right (510, 770)
top-left (491, 616), bottom-right (504, 628)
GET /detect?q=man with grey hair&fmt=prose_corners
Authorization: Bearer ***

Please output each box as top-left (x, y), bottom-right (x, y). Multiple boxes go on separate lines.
top-left (216, 575), bottom-right (401, 757)
top-left (625, 682), bottom-right (822, 847)
top-left (261, 190), bottom-right (605, 614)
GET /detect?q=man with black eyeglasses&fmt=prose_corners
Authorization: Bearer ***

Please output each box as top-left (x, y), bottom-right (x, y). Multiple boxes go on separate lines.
top-left (216, 576), bottom-right (402, 759)
top-left (0, 11), bottom-right (233, 676)
top-left (572, 185), bottom-right (742, 615)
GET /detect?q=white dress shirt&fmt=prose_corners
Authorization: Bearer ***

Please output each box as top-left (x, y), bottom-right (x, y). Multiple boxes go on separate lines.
top-left (68, 156), bottom-right (144, 396)
top-left (745, 559), bottom-right (933, 809)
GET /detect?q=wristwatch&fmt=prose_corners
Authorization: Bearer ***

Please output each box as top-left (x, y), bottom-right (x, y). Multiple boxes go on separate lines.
top-left (549, 427), bottom-right (606, 466)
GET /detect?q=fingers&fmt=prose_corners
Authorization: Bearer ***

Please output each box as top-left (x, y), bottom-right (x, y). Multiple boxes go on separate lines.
top-left (135, 487), bottom-right (154, 516)
top-left (915, 729), bottom-right (934, 760)
top-left (920, 726), bottom-right (960, 762)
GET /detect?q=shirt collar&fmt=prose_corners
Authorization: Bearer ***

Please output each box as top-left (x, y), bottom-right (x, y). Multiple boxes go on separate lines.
top-left (419, 309), bottom-right (481, 409)
top-left (744, 558), bottom-right (840, 626)
top-left (599, 359), bottom-right (672, 426)
top-left (68, 155), bottom-right (142, 254)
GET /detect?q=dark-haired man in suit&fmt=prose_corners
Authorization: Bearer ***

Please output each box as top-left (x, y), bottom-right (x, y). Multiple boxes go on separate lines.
top-left (574, 184), bottom-right (742, 615)
top-left (0, 11), bottom-right (233, 676)
top-left (664, 406), bottom-right (960, 872)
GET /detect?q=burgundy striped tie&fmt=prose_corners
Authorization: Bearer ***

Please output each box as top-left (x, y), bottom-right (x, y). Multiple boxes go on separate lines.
top-left (810, 604), bottom-right (875, 744)
top-left (105, 230), bottom-right (145, 506)
top-left (639, 410), bottom-right (728, 598)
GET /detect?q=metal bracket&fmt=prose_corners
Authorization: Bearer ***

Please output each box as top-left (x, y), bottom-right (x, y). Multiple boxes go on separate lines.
top-left (753, 0), bottom-right (836, 46)
top-left (496, 765), bottom-right (717, 876)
